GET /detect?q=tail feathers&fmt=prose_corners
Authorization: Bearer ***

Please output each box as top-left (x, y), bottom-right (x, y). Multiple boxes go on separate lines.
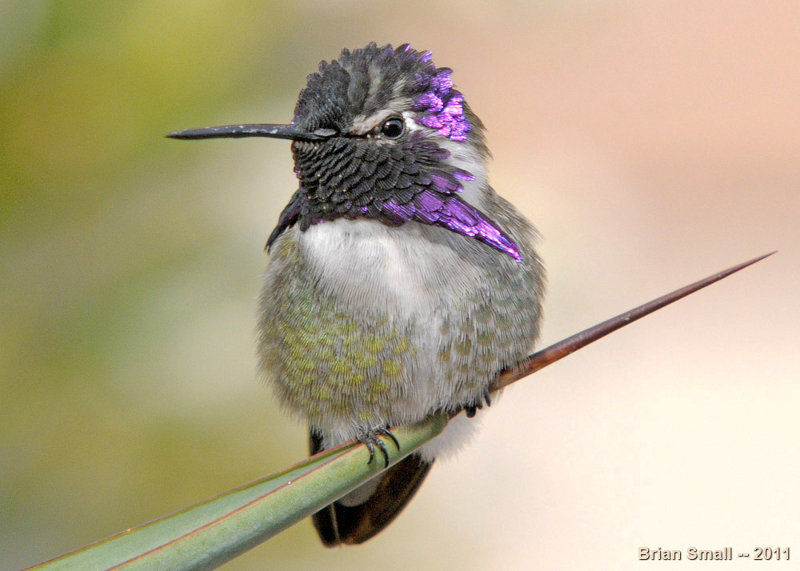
top-left (309, 430), bottom-right (433, 546)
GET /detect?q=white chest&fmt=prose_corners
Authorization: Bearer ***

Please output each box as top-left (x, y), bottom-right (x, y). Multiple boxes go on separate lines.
top-left (297, 218), bottom-right (467, 317)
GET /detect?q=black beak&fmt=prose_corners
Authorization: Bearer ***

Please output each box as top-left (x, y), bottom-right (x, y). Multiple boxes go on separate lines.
top-left (166, 123), bottom-right (336, 141)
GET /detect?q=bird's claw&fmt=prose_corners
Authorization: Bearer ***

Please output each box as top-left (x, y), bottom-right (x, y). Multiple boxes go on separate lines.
top-left (464, 389), bottom-right (492, 418)
top-left (358, 427), bottom-right (400, 468)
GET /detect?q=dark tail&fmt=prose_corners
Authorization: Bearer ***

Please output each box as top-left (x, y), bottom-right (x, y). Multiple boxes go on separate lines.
top-left (309, 430), bottom-right (433, 546)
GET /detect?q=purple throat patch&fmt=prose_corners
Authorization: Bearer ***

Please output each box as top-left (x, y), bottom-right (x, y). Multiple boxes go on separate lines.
top-left (383, 190), bottom-right (522, 262)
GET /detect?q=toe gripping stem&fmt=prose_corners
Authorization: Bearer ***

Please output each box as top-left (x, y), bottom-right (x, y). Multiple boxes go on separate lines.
top-left (359, 427), bottom-right (400, 468)
top-left (464, 389), bottom-right (492, 418)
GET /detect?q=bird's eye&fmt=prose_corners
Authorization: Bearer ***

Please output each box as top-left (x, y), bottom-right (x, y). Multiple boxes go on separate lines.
top-left (380, 117), bottom-right (405, 139)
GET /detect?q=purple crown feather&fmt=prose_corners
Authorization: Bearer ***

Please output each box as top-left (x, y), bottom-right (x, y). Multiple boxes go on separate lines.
top-left (414, 68), bottom-right (471, 142)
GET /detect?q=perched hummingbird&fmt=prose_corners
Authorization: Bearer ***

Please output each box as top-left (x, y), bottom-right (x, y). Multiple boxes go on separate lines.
top-left (168, 43), bottom-right (545, 546)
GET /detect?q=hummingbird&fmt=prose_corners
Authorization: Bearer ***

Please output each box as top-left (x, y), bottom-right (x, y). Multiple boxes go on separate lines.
top-left (168, 43), bottom-right (545, 546)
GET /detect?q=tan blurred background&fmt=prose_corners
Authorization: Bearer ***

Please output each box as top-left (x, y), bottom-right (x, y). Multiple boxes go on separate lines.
top-left (1, 2), bottom-right (797, 569)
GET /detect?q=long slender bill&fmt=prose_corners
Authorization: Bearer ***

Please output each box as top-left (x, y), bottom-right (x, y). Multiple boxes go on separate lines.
top-left (166, 123), bottom-right (336, 141)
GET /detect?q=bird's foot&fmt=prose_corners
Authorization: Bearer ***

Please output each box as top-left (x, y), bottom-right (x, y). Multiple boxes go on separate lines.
top-left (356, 426), bottom-right (400, 468)
top-left (464, 389), bottom-right (492, 418)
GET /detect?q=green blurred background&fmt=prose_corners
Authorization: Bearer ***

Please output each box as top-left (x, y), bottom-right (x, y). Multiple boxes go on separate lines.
top-left (2, 2), bottom-right (798, 569)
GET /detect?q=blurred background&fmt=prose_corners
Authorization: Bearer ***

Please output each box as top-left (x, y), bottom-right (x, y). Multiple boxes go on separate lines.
top-left (1, 1), bottom-right (797, 569)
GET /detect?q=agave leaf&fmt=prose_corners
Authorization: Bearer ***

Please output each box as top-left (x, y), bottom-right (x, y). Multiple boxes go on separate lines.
top-left (27, 414), bottom-right (448, 570)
